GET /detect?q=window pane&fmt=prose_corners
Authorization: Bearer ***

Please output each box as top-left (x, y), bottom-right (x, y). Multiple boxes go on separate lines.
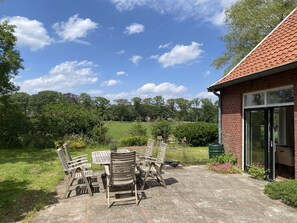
top-left (244, 93), bottom-right (265, 107)
top-left (267, 88), bottom-right (293, 105)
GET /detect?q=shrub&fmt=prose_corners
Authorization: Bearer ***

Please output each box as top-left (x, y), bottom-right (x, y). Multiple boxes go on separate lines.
top-left (129, 122), bottom-right (147, 137)
top-left (208, 153), bottom-right (241, 174)
top-left (119, 136), bottom-right (148, 147)
top-left (86, 123), bottom-right (110, 145)
top-left (151, 120), bottom-right (171, 141)
top-left (55, 134), bottom-right (86, 149)
top-left (210, 162), bottom-right (242, 174)
top-left (209, 153), bottom-right (237, 165)
top-left (248, 166), bottom-right (266, 180)
top-left (173, 122), bottom-right (218, 146)
top-left (264, 180), bottom-right (297, 207)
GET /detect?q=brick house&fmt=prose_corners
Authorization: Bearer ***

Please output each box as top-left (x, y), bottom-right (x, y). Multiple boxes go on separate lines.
top-left (208, 8), bottom-right (297, 180)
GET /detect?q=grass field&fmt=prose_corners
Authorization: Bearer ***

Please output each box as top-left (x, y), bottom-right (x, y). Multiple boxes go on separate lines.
top-left (105, 121), bottom-right (153, 141)
top-left (0, 142), bottom-right (209, 222)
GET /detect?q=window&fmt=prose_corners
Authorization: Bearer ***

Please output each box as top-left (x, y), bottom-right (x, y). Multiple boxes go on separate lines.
top-left (267, 88), bottom-right (293, 105)
top-left (244, 93), bottom-right (265, 107)
top-left (244, 86), bottom-right (293, 108)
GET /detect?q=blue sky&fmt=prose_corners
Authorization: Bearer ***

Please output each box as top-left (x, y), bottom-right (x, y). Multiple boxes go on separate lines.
top-left (0, 0), bottom-right (238, 101)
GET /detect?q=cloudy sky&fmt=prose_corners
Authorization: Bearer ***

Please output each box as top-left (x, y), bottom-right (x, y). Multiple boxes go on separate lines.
top-left (1, 0), bottom-right (238, 101)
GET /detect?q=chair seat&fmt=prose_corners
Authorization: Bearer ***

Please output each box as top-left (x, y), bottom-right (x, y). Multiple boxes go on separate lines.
top-left (74, 170), bottom-right (93, 178)
top-left (112, 179), bottom-right (134, 186)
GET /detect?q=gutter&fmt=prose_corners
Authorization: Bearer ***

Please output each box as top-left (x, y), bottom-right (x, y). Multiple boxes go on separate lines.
top-left (212, 90), bottom-right (222, 144)
top-left (208, 61), bottom-right (297, 92)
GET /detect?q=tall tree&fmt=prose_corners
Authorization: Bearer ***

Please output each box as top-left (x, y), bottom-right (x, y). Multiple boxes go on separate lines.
top-left (0, 22), bottom-right (23, 97)
top-left (211, 0), bottom-right (297, 74)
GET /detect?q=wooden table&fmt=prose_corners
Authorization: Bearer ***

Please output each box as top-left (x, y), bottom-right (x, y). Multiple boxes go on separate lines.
top-left (92, 149), bottom-right (130, 165)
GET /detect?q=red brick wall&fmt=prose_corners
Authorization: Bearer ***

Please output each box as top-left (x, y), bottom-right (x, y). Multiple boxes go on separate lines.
top-left (221, 68), bottom-right (297, 178)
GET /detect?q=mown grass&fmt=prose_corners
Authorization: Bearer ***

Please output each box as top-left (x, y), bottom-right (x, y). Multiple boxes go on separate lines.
top-left (105, 121), bottom-right (153, 141)
top-left (0, 145), bottom-right (208, 222)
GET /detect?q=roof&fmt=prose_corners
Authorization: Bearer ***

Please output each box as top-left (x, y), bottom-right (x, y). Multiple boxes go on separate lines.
top-left (209, 8), bottom-right (297, 91)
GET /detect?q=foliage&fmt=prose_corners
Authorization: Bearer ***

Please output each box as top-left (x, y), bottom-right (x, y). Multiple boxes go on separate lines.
top-left (208, 153), bottom-right (241, 174)
top-left (0, 103), bottom-right (30, 147)
top-left (209, 162), bottom-right (242, 174)
top-left (209, 153), bottom-right (237, 165)
top-left (173, 122), bottom-right (218, 146)
top-left (211, 0), bottom-right (297, 74)
top-left (54, 134), bottom-right (87, 149)
top-left (129, 122), bottom-right (147, 137)
top-left (86, 123), bottom-right (110, 144)
top-left (119, 136), bottom-right (148, 147)
top-left (248, 166), bottom-right (266, 180)
top-left (28, 91), bottom-right (63, 114)
top-left (151, 120), bottom-right (172, 141)
top-left (0, 21), bottom-right (23, 96)
top-left (264, 180), bottom-right (297, 207)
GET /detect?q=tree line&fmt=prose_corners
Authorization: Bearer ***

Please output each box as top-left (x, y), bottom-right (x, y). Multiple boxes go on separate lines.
top-left (8, 91), bottom-right (218, 123)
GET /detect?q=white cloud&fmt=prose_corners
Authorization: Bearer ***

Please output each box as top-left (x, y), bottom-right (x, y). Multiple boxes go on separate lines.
top-left (196, 91), bottom-right (218, 102)
top-left (138, 82), bottom-right (187, 94)
top-left (87, 89), bottom-right (103, 96)
top-left (204, 70), bottom-right (211, 77)
top-left (1, 16), bottom-right (53, 51)
top-left (111, 0), bottom-right (239, 26)
top-left (129, 55), bottom-right (143, 65)
top-left (116, 71), bottom-right (128, 76)
top-left (102, 79), bottom-right (121, 87)
top-left (158, 42), bottom-right (203, 68)
top-left (116, 49), bottom-right (125, 54)
top-left (52, 14), bottom-right (98, 42)
top-left (124, 23), bottom-right (144, 35)
top-left (18, 60), bottom-right (98, 93)
top-left (158, 42), bottom-right (172, 49)
top-left (148, 55), bottom-right (159, 60)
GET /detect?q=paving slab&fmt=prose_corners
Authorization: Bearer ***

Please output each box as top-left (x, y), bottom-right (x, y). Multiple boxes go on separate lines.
top-left (33, 166), bottom-right (297, 223)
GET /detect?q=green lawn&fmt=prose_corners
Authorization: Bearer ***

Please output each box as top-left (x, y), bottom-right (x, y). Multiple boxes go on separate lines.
top-left (105, 121), bottom-right (153, 141)
top-left (0, 145), bottom-right (208, 222)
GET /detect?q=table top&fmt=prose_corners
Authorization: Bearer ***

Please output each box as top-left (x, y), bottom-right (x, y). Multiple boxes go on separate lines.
top-left (92, 149), bottom-right (130, 165)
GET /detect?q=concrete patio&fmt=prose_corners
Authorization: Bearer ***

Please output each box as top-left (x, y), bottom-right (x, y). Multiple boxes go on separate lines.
top-left (33, 165), bottom-right (297, 223)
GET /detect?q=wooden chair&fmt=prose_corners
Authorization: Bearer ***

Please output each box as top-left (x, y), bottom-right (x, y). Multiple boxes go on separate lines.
top-left (63, 143), bottom-right (91, 169)
top-left (105, 151), bottom-right (138, 207)
top-left (56, 148), bottom-right (94, 198)
top-left (139, 139), bottom-right (154, 161)
top-left (138, 142), bottom-right (168, 190)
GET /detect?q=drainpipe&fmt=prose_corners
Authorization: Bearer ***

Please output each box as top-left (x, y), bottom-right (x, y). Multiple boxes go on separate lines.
top-left (212, 90), bottom-right (222, 144)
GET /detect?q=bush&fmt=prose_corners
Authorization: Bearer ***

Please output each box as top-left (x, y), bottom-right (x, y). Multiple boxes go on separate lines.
top-left (210, 162), bottom-right (242, 174)
top-left (129, 122), bottom-right (147, 137)
top-left (86, 123), bottom-right (110, 145)
top-left (209, 153), bottom-right (237, 165)
top-left (119, 136), bottom-right (148, 147)
top-left (264, 180), bottom-right (297, 207)
top-left (173, 122), bottom-right (218, 146)
top-left (55, 135), bottom-right (86, 149)
top-left (248, 166), bottom-right (266, 180)
top-left (208, 153), bottom-right (241, 174)
top-left (151, 120), bottom-right (171, 141)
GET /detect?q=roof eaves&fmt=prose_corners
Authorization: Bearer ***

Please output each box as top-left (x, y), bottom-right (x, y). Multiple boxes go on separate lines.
top-left (209, 7), bottom-right (297, 89)
top-left (208, 61), bottom-right (297, 92)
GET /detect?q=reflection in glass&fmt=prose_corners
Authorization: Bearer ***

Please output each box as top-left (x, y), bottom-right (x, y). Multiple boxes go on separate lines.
top-left (244, 93), bottom-right (265, 107)
top-left (267, 88), bottom-right (293, 105)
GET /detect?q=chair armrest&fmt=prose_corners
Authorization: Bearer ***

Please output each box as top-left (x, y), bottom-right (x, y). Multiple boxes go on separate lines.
top-left (68, 160), bottom-right (87, 168)
top-left (72, 154), bottom-right (88, 160)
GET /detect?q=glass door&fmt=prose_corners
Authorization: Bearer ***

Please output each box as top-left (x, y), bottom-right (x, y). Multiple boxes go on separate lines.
top-left (245, 109), bottom-right (267, 169)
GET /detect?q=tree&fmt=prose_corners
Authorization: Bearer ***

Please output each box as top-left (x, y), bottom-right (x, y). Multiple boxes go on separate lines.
top-left (200, 98), bottom-right (218, 123)
top-left (0, 22), bottom-right (23, 96)
top-left (211, 0), bottom-right (297, 74)
top-left (79, 93), bottom-right (94, 107)
top-left (9, 92), bottom-right (30, 114)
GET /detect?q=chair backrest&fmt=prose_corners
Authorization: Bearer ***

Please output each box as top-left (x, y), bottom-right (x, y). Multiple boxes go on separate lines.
top-left (110, 151), bottom-right (136, 185)
top-left (57, 147), bottom-right (70, 173)
top-left (63, 143), bottom-right (72, 161)
top-left (156, 142), bottom-right (167, 164)
top-left (145, 139), bottom-right (154, 157)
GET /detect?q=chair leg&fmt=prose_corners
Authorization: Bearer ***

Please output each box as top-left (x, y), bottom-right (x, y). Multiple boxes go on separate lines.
top-left (141, 165), bottom-right (152, 190)
top-left (156, 167), bottom-right (166, 188)
top-left (64, 173), bottom-right (75, 198)
top-left (81, 171), bottom-right (93, 197)
top-left (134, 183), bottom-right (138, 205)
top-left (107, 186), bottom-right (110, 207)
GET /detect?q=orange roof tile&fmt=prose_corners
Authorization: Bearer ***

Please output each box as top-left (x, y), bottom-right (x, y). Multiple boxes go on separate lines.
top-left (210, 8), bottom-right (297, 89)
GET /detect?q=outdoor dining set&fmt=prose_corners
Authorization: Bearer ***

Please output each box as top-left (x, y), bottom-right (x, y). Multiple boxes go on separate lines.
top-left (56, 139), bottom-right (168, 207)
